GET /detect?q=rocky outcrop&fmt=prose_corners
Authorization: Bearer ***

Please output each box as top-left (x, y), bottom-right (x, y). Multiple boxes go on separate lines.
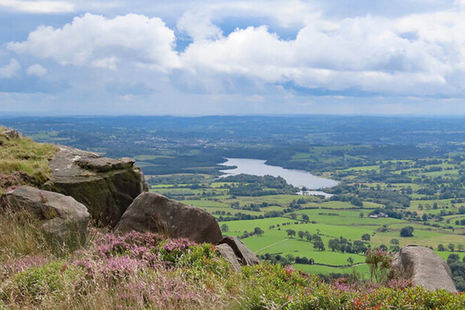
top-left (216, 243), bottom-right (242, 272)
top-left (114, 192), bottom-right (223, 244)
top-left (389, 245), bottom-right (457, 292)
top-left (0, 186), bottom-right (89, 249)
top-left (42, 146), bottom-right (147, 226)
top-left (0, 129), bottom-right (20, 140)
top-left (217, 236), bottom-right (260, 267)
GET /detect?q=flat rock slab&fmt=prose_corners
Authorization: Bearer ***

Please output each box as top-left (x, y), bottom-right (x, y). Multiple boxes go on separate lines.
top-left (114, 192), bottom-right (223, 244)
top-left (75, 157), bottom-right (135, 173)
top-left (0, 186), bottom-right (89, 248)
top-left (217, 236), bottom-right (260, 266)
top-left (390, 245), bottom-right (457, 292)
top-left (47, 146), bottom-right (101, 182)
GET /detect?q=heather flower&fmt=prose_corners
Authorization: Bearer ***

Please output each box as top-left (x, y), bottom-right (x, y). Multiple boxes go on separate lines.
top-left (0, 171), bottom-right (27, 189)
top-left (1, 255), bottom-right (50, 279)
top-left (386, 278), bottom-right (413, 289)
top-left (162, 238), bottom-right (194, 252)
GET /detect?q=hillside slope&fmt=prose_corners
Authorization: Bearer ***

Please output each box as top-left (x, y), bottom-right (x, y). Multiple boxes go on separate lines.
top-left (0, 129), bottom-right (464, 309)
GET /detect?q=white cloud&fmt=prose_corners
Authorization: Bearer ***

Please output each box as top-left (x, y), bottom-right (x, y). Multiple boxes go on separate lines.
top-left (26, 64), bottom-right (47, 77)
top-left (0, 58), bottom-right (21, 78)
top-left (0, 0), bottom-right (74, 13)
top-left (8, 13), bottom-right (181, 71)
top-left (177, 10), bottom-right (222, 41)
top-left (180, 10), bottom-right (465, 97)
top-left (4, 1), bottom-right (465, 115)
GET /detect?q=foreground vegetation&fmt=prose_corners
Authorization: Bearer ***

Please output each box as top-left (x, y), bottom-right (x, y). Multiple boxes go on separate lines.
top-left (4, 116), bottom-right (465, 307)
top-left (1, 209), bottom-right (464, 310)
top-left (0, 127), bottom-right (57, 194)
top-left (149, 172), bottom-right (465, 283)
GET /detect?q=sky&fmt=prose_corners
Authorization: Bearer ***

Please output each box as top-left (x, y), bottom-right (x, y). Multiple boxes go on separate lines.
top-left (1, 0), bottom-right (465, 116)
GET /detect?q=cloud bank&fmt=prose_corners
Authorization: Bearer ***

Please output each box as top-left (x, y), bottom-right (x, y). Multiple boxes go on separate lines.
top-left (1, 1), bottom-right (465, 115)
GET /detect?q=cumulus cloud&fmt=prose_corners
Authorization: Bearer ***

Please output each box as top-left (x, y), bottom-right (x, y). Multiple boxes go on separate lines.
top-left (0, 58), bottom-right (21, 78)
top-left (8, 13), bottom-right (181, 71)
top-left (180, 10), bottom-right (465, 97)
top-left (177, 10), bottom-right (222, 41)
top-left (0, 0), bottom-right (74, 13)
top-left (27, 64), bottom-right (47, 77)
top-left (4, 1), bottom-right (465, 115)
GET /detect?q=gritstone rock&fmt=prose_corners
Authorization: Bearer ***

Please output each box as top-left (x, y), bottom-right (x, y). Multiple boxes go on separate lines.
top-left (114, 192), bottom-right (223, 244)
top-left (217, 236), bottom-right (260, 267)
top-left (0, 185), bottom-right (89, 249)
top-left (216, 243), bottom-right (242, 272)
top-left (389, 245), bottom-right (457, 292)
top-left (42, 146), bottom-right (147, 226)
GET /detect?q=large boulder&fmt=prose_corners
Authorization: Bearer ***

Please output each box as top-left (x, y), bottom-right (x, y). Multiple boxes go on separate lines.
top-left (389, 245), bottom-right (457, 292)
top-left (217, 236), bottom-right (260, 267)
top-left (42, 146), bottom-right (147, 226)
top-left (114, 192), bottom-right (223, 244)
top-left (0, 186), bottom-right (89, 249)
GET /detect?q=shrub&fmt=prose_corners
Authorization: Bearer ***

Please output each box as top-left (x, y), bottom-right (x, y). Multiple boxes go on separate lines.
top-left (365, 247), bottom-right (392, 284)
top-left (400, 226), bottom-right (414, 237)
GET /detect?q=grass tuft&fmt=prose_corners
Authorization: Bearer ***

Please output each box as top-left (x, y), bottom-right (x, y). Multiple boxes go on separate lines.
top-left (0, 127), bottom-right (57, 193)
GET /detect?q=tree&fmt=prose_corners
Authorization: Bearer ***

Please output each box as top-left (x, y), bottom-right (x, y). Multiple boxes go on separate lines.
top-left (305, 232), bottom-right (312, 242)
top-left (390, 238), bottom-right (399, 245)
top-left (298, 231), bottom-right (305, 239)
top-left (286, 229), bottom-right (296, 238)
top-left (254, 227), bottom-right (264, 236)
top-left (347, 257), bottom-right (354, 265)
top-left (448, 243), bottom-right (455, 252)
top-left (361, 234), bottom-right (371, 241)
top-left (438, 244), bottom-right (446, 251)
top-left (221, 224), bottom-right (229, 233)
top-left (448, 253), bottom-right (460, 265)
top-left (313, 240), bottom-right (325, 251)
top-left (328, 238), bottom-right (340, 252)
top-left (458, 244), bottom-right (464, 252)
top-left (359, 212), bottom-right (364, 218)
top-left (400, 226), bottom-right (414, 237)
top-left (302, 214), bottom-right (309, 222)
top-left (353, 240), bottom-right (368, 254)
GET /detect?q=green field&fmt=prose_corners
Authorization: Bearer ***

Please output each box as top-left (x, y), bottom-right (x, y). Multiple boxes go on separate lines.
top-left (143, 147), bottom-right (465, 278)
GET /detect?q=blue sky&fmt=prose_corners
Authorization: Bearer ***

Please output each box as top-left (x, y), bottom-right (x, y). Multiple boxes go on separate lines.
top-left (1, 0), bottom-right (465, 116)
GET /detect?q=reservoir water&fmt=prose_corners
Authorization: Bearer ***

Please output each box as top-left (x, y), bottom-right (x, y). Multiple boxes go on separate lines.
top-left (219, 158), bottom-right (338, 197)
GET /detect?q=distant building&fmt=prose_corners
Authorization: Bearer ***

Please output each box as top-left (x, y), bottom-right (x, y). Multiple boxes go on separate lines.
top-left (369, 212), bottom-right (388, 219)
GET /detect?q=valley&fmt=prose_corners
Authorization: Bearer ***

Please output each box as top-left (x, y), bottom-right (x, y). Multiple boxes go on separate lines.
top-left (3, 115), bottom-right (465, 284)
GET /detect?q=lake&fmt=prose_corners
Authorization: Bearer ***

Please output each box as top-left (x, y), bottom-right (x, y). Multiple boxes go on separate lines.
top-left (219, 158), bottom-right (338, 197)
